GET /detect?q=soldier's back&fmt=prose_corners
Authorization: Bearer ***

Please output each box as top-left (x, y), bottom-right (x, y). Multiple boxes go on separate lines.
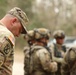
top-left (29, 45), bottom-right (57, 75)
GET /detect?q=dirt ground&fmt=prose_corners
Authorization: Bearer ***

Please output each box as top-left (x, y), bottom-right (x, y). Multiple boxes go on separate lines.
top-left (13, 49), bottom-right (24, 75)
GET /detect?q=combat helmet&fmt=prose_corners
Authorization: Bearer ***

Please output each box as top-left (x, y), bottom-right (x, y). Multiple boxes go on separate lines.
top-left (53, 30), bottom-right (65, 39)
top-left (24, 30), bottom-right (35, 41)
top-left (34, 28), bottom-right (51, 40)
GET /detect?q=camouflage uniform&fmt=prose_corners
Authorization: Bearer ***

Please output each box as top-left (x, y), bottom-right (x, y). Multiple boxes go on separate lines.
top-left (0, 24), bottom-right (15, 75)
top-left (49, 30), bottom-right (66, 75)
top-left (24, 46), bottom-right (30, 75)
top-left (0, 7), bottom-right (29, 75)
top-left (24, 30), bottom-right (35, 75)
top-left (29, 45), bottom-right (57, 75)
top-left (62, 47), bottom-right (76, 75)
top-left (24, 28), bottom-right (58, 75)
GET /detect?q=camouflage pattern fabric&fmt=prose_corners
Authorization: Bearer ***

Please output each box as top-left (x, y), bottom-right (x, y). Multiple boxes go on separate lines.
top-left (27, 45), bottom-right (56, 75)
top-left (49, 43), bottom-right (66, 75)
top-left (0, 24), bottom-right (15, 75)
top-left (24, 46), bottom-right (30, 75)
top-left (62, 47), bottom-right (76, 75)
top-left (53, 30), bottom-right (65, 38)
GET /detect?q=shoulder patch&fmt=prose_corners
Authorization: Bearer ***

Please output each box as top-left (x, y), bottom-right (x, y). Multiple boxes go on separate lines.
top-left (8, 35), bottom-right (15, 46)
top-left (0, 37), bottom-right (13, 56)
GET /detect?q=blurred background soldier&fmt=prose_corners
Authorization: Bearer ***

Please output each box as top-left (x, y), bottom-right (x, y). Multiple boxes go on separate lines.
top-left (62, 47), bottom-right (76, 75)
top-left (49, 30), bottom-right (67, 75)
top-left (0, 7), bottom-right (29, 75)
top-left (24, 28), bottom-right (58, 75)
top-left (24, 30), bottom-right (36, 75)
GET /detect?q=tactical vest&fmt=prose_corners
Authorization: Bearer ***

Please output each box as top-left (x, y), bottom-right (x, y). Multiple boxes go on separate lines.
top-left (54, 43), bottom-right (66, 58)
top-left (53, 43), bottom-right (66, 75)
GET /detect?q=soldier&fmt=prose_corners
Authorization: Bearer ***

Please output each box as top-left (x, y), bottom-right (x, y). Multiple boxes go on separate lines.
top-left (62, 47), bottom-right (76, 75)
top-left (24, 28), bottom-right (58, 75)
top-left (24, 30), bottom-right (36, 75)
top-left (0, 7), bottom-right (29, 75)
top-left (49, 30), bottom-right (67, 75)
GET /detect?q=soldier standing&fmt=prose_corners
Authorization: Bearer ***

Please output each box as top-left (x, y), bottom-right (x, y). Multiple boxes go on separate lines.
top-left (24, 28), bottom-right (58, 75)
top-left (0, 7), bottom-right (29, 75)
top-left (49, 30), bottom-right (67, 75)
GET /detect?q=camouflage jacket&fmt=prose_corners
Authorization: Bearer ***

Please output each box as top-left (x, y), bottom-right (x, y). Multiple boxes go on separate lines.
top-left (62, 48), bottom-right (76, 75)
top-left (24, 46), bottom-right (30, 75)
top-left (49, 43), bottom-right (66, 75)
top-left (0, 25), bottom-right (15, 75)
top-left (27, 44), bottom-right (57, 75)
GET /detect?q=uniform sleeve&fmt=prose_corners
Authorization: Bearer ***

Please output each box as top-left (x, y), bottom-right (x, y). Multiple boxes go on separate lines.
top-left (64, 49), bottom-right (76, 64)
top-left (37, 49), bottom-right (57, 72)
top-left (0, 52), bottom-right (5, 67)
top-left (68, 50), bottom-right (76, 61)
top-left (61, 48), bottom-right (76, 75)
top-left (0, 37), bottom-right (13, 67)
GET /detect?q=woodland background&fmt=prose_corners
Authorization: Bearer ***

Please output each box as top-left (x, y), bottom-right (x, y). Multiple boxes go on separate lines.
top-left (0, 0), bottom-right (76, 49)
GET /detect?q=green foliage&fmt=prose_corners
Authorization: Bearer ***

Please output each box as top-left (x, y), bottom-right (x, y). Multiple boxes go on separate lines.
top-left (27, 17), bottom-right (44, 30)
top-left (0, 0), bottom-right (7, 5)
top-left (16, 0), bottom-right (34, 19)
top-left (0, 9), bottom-right (6, 18)
top-left (0, 0), bottom-right (76, 49)
top-left (0, 0), bottom-right (8, 18)
top-left (61, 24), bottom-right (74, 36)
top-left (15, 35), bottom-right (27, 49)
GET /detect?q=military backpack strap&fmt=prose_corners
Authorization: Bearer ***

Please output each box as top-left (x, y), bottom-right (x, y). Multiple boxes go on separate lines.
top-left (44, 46), bottom-right (52, 60)
top-left (28, 46), bottom-right (43, 74)
top-left (62, 45), bottom-right (66, 52)
top-left (53, 43), bottom-right (58, 57)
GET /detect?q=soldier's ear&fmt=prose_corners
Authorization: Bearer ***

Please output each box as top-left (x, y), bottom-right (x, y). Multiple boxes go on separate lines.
top-left (11, 18), bottom-right (19, 28)
top-left (11, 17), bottom-right (17, 25)
top-left (12, 17), bottom-right (17, 23)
